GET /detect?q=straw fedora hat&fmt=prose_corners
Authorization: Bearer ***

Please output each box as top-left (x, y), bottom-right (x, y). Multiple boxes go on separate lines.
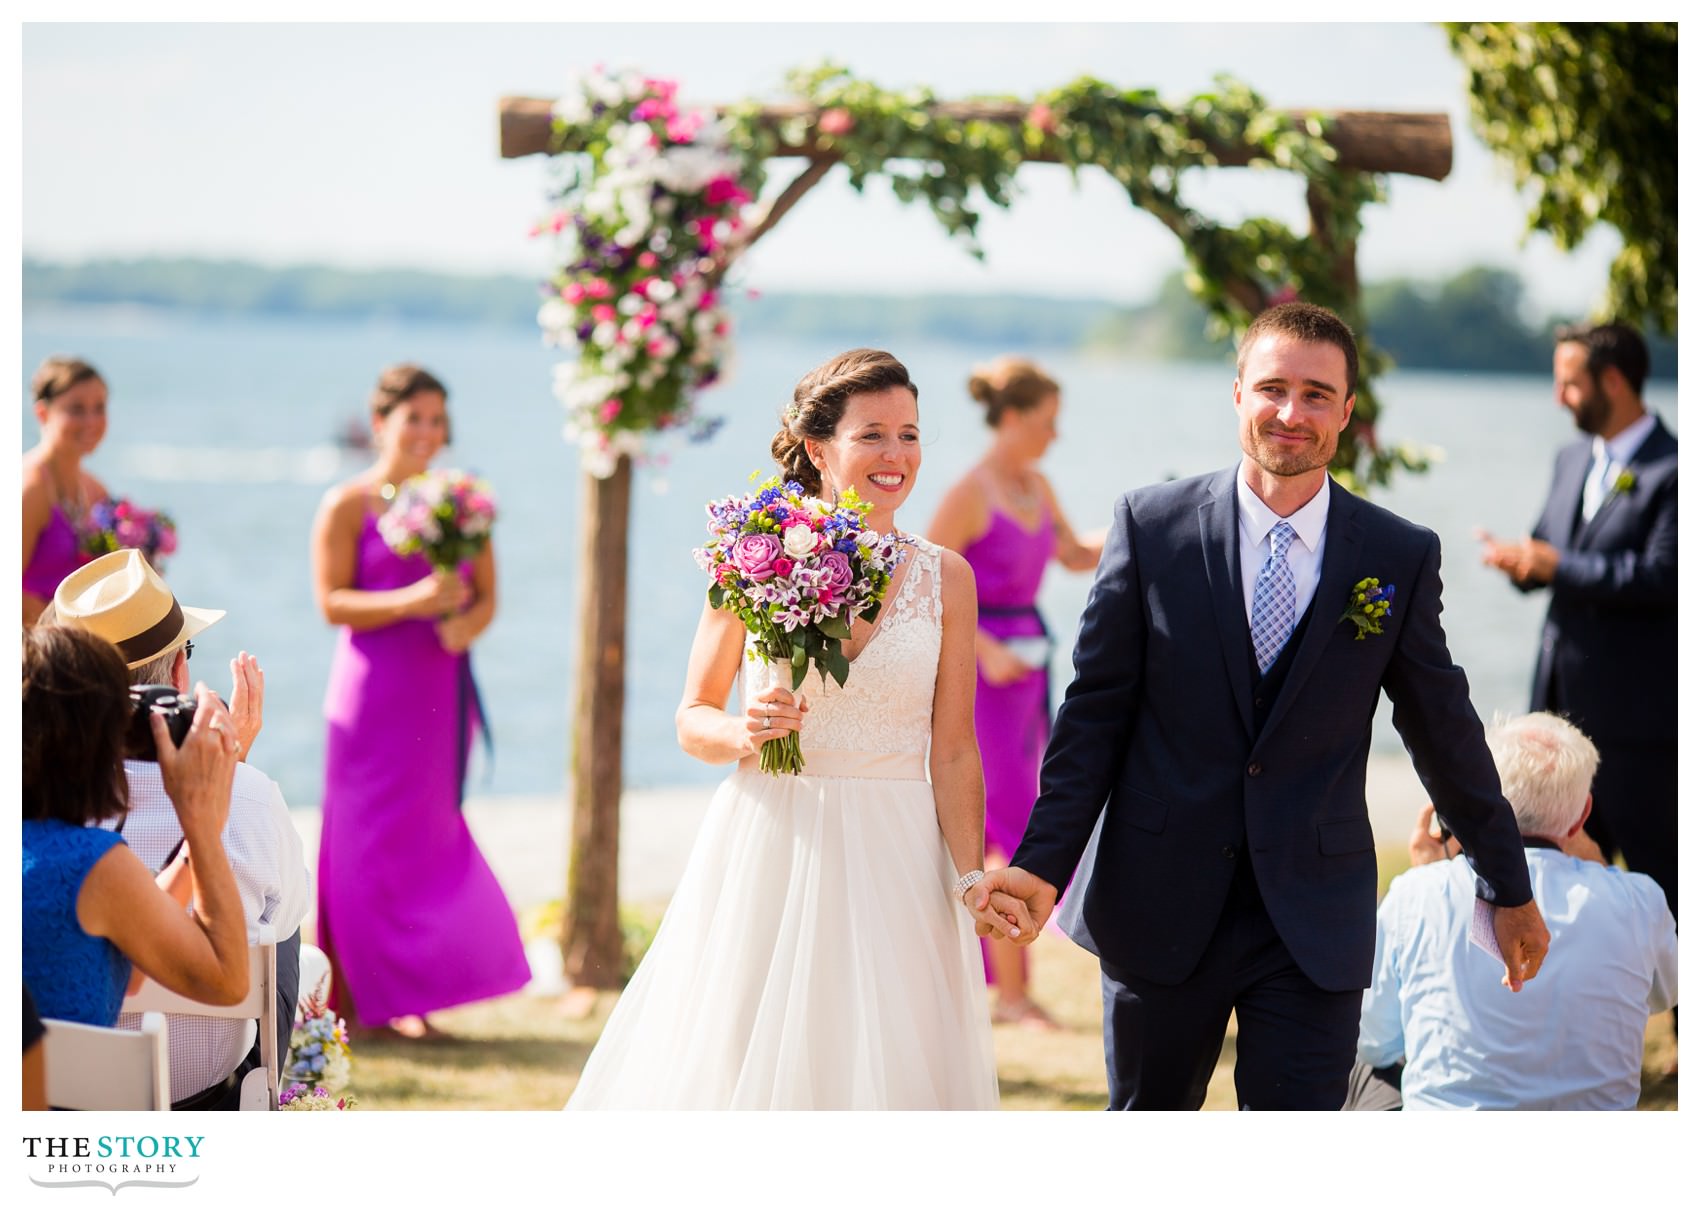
top-left (53, 549), bottom-right (225, 669)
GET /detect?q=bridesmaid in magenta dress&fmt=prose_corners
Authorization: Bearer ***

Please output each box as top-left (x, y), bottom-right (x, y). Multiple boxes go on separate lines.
top-left (928, 356), bottom-right (1103, 1028)
top-left (22, 357), bottom-right (108, 624)
top-left (310, 364), bottom-right (529, 1038)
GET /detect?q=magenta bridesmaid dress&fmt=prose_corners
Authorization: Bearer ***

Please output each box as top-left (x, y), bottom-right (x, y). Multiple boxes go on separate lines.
top-left (23, 505), bottom-right (87, 604)
top-left (960, 503), bottom-right (1055, 863)
top-left (317, 513), bottom-right (529, 1026)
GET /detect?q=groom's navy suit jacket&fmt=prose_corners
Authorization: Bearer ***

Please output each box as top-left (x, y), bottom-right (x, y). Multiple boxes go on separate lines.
top-left (1010, 468), bottom-right (1533, 994)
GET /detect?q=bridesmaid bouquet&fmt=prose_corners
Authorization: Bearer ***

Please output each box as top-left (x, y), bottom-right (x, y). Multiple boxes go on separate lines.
top-left (77, 498), bottom-right (178, 570)
top-left (378, 469), bottom-right (498, 571)
top-left (694, 476), bottom-right (909, 774)
top-left (279, 1084), bottom-right (358, 1111)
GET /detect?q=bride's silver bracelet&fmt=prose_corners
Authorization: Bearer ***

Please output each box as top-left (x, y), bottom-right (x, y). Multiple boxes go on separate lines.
top-left (952, 869), bottom-right (985, 906)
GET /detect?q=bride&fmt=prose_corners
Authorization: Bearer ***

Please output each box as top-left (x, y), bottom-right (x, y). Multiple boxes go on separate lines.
top-left (566, 348), bottom-right (1026, 1110)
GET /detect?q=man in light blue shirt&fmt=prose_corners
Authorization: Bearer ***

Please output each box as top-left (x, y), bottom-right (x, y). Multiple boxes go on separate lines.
top-left (1350, 711), bottom-right (1676, 1110)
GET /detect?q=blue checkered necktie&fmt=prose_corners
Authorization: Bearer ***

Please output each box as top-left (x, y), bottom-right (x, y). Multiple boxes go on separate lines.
top-left (1251, 520), bottom-right (1298, 675)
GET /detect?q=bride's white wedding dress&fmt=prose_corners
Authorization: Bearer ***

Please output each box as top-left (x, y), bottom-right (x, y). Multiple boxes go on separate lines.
top-left (565, 537), bottom-right (999, 1110)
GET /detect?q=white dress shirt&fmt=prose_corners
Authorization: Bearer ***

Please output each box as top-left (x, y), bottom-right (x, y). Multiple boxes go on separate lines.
top-left (1581, 411), bottom-right (1658, 523)
top-left (1235, 466), bottom-right (1330, 626)
top-left (1358, 847), bottom-right (1677, 1110)
top-left (108, 760), bottom-right (312, 1103)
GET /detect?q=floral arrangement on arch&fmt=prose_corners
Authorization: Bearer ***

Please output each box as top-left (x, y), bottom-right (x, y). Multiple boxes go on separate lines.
top-left (536, 66), bottom-right (758, 477)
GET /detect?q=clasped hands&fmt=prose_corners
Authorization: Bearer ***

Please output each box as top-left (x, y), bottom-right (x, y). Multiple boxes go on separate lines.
top-left (1475, 527), bottom-right (1559, 586)
top-left (962, 866), bottom-right (1058, 944)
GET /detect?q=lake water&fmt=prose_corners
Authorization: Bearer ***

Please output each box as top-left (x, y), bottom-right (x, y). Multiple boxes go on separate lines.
top-left (21, 305), bottom-right (1676, 808)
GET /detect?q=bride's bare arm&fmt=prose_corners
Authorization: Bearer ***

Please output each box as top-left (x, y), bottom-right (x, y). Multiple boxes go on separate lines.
top-left (931, 552), bottom-right (1031, 940)
top-left (930, 552), bottom-right (990, 872)
top-left (675, 599), bottom-right (805, 765)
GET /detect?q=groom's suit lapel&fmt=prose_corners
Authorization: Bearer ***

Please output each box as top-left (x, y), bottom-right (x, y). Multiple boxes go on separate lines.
top-left (1255, 482), bottom-right (1365, 746)
top-left (1198, 470), bottom-right (1255, 740)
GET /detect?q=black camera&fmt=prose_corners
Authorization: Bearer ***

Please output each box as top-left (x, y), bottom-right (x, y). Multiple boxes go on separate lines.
top-left (126, 684), bottom-right (196, 762)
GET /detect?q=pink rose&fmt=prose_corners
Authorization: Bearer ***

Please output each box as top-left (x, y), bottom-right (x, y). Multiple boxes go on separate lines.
top-left (818, 107), bottom-right (855, 136)
top-left (816, 550), bottom-right (853, 598)
top-left (772, 557), bottom-right (795, 579)
top-left (730, 533), bottom-right (783, 582)
top-left (1027, 103), bottom-right (1057, 135)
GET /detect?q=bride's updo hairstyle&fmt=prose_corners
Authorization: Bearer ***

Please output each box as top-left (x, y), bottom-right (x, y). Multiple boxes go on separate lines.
top-left (771, 348), bottom-right (919, 496)
top-left (370, 363), bottom-right (452, 443)
top-left (966, 355), bottom-right (1059, 428)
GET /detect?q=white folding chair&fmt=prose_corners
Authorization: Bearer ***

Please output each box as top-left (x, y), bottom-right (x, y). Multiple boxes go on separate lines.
top-left (43, 1012), bottom-right (172, 1111)
top-left (122, 923), bottom-right (278, 1110)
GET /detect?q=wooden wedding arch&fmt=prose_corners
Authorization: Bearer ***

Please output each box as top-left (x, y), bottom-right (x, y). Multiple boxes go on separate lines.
top-left (498, 74), bottom-right (1453, 990)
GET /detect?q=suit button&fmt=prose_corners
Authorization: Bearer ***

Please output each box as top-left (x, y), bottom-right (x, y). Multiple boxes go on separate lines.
top-left (1221, 845), bottom-right (1237, 860)
top-left (1247, 762), bottom-right (1263, 777)
top-left (1254, 695), bottom-right (1266, 708)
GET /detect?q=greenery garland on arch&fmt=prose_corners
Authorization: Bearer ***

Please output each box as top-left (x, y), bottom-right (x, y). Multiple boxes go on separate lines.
top-left (536, 63), bottom-right (1435, 493)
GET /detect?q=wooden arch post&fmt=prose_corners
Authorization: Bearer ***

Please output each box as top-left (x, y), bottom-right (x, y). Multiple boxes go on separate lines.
top-left (499, 93), bottom-right (1451, 993)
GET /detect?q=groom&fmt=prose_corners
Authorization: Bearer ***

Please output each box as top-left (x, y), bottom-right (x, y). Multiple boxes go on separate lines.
top-left (978, 302), bottom-right (1548, 1110)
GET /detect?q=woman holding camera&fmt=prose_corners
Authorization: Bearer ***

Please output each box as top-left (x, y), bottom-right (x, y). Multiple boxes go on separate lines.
top-left (22, 356), bottom-right (109, 626)
top-left (927, 356), bottom-right (1103, 1029)
top-left (310, 364), bottom-right (528, 1039)
top-left (22, 625), bottom-right (250, 1027)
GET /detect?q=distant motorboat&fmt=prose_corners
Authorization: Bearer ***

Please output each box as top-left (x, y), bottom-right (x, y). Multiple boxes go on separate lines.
top-left (336, 418), bottom-right (373, 452)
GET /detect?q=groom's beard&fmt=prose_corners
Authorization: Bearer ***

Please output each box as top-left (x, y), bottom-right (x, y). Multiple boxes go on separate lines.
top-left (1244, 423), bottom-right (1338, 477)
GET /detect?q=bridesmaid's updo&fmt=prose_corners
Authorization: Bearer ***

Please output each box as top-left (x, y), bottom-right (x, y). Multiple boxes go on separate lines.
top-left (32, 356), bottom-right (104, 405)
top-left (370, 363), bottom-right (452, 443)
top-left (966, 356), bottom-right (1059, 427)
top-left (771, 348), bottom-right (919, 496)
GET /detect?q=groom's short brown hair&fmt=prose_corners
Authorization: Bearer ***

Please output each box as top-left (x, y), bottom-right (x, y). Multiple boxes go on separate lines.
top-left (1237, 302), bottom-right (1359, 401)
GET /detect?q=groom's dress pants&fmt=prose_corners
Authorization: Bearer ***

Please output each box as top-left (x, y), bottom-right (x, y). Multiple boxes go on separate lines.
top-left (1098, 852), bottom-right (1360, 1110)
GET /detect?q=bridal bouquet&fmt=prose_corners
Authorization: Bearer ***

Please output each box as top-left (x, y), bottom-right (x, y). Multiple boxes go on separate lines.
top-left (77, 498), bottom-right (178, 570)
top-left (378, 469), bottom-right (498, 571)
top-left (284, 1000), bottom-right (353, 1094)
top-left (694, 476), bottom-right (909, 774)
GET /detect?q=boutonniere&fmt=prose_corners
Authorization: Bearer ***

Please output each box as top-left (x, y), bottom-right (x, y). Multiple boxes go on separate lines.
top-left (1341, 577), bottom-right (1395, 640)
top-left (1611, 469), bottom-right (1637, 495)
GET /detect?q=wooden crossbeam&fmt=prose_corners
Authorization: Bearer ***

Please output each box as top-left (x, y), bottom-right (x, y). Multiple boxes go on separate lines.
top-left (498, 96), bottom-right (1452, 180)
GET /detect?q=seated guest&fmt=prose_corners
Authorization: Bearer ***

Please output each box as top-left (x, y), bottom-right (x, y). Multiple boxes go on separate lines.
top-left (24, 986), bottom-right (48, 1111)
top-left (22, 624), bottom-right (249, 1027)
top-left (1350, 712), bottom-right (1678, 1110)
top-left (53, 550), bottom-right (311, 1111)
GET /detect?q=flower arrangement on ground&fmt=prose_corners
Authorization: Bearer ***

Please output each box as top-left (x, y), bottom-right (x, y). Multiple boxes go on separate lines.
top-left (279, 1083), bottom-right (357, 1111)
top-left (377, 470), bottom-right (498, 571)
top-left (694, 476), bottom-right (908, 774)
top-left (284, 999), bottom-right (353, 1094)
top-left (535, 66), bottom-right (758, 476)
top-left (77, 498), bottom-right (178, 570)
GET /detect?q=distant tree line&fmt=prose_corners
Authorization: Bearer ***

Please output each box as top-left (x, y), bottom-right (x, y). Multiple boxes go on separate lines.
top-left (22, 256), bottom-right (1673, 379)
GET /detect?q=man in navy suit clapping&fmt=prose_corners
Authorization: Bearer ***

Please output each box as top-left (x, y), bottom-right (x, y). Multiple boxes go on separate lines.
top-left (1478, 323), bottom-right (1677, 926)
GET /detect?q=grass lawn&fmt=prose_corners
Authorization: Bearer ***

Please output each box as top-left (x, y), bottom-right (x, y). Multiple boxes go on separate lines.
top-left (339, 873), bottom-right (1678, 1110)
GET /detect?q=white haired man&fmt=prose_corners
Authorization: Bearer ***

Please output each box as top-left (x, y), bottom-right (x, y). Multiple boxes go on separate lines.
top-left (1348, 711), bottom-right (1677, 1110)
top-left (52, 550), bottom-right (311, 1110)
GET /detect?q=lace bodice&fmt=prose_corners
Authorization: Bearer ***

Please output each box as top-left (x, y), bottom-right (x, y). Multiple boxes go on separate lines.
top-left (741, 536), bottom-right (943, 757)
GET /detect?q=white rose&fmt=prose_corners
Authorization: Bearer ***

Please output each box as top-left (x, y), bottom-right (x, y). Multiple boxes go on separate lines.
top-left (782, 524), bottom-right (819, 559)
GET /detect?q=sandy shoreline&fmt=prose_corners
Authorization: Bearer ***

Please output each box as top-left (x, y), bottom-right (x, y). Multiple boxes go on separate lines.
top-left (287, 752), bottom-right (1431, 916)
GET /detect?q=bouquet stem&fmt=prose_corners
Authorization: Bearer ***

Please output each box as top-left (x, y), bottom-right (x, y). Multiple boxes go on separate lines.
top-left (758, 730), bottom-right (804, 775)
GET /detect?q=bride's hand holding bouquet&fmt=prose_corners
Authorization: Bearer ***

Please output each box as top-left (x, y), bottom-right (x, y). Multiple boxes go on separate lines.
top-left (695, 476), bottom-right (908, 774)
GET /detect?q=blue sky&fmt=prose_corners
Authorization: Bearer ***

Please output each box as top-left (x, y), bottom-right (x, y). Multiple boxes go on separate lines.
top-left (23, 20), bottom-right (1623, 313)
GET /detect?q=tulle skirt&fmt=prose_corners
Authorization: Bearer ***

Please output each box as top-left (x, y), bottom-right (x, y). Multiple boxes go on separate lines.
top-left (565, 758), bottom-right (1000, 1110)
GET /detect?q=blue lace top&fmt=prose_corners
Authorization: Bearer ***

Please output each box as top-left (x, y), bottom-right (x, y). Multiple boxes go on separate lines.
top-left (22, 819), bottom-right (132, 1026)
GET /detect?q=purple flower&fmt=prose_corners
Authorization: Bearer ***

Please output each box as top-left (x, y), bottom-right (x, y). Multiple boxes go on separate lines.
top-left (816, 550), bottom-right (853, 598)
top-left (730, 533), bottom-right (783, 581)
